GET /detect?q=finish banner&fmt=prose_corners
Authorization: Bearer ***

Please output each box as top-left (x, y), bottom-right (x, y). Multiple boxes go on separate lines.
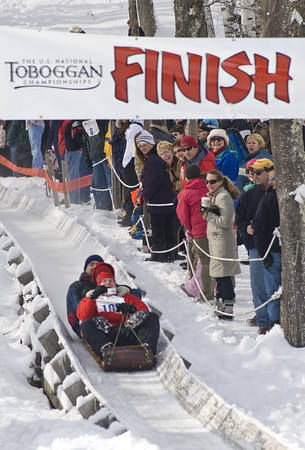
top-left (0, 26), bottom-right (304, 119)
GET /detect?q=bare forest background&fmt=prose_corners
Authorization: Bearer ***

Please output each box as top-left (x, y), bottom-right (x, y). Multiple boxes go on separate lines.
top-left (127, 0), bottom-right (305, 347)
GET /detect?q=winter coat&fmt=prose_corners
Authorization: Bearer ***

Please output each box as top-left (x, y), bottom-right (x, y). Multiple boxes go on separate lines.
top-left (167, 157), bottom-right (182, 194)
top-left (206, 186), bottom-right (241, 278)
top-left (252, 187), bottom-right (280, 257)
top-left (66, 271), bottom-right (95, 336)
top-left (6, 121), bottom-right (30, 148)
top-left (149, 125), bottom-right (174, 143)
top-left (235, 184), bottom-right (268, 251)
top-left (212, 145), bottom-right (239, 183)
top-left (82, 120), bottom-right (109, 161)
top-left (77, 287), bottom-right (149, 326)
top-left (122, 120), bottom-right (143, 168)
top-left (65, 121), bottom-right (83, 152)
top-left (237, 148), bottom-right (272, 192)
top-left (181, 147), bottom-right (216, 189)
top-left (176, 177), bottom-right (208, 238)
top-left (141, 146), bottom-right (176, 214)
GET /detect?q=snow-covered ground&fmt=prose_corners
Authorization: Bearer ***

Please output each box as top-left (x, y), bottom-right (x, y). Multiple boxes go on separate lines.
top-left (0, 1), bottom-right (305, 449)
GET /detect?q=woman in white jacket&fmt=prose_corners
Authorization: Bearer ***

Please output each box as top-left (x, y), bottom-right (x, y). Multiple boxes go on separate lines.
top-left (202, 169), bottom-right (241, 319)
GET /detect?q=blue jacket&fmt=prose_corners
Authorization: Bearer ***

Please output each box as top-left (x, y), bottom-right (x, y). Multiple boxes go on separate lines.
top-left (214, 145), bottom-right (239, 183)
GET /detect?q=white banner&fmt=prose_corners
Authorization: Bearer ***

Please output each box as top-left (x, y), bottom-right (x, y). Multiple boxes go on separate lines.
top-left (0, 26), bottom-right (304, 119)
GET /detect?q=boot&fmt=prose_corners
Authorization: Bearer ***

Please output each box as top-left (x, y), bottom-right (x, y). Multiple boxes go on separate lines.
top-left (214, 298), bottom-right (234, 320)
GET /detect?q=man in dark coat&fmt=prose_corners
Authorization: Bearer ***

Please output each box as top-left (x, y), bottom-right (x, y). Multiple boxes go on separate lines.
top-left (235, 158), bottom-right (274, 334)
top-left (67, 254), bottom-right (104, 337)
top-left (252, 168), bottom-right (281, 331)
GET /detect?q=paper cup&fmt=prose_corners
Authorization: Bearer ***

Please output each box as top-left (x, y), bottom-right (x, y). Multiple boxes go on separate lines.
top-left (201, 197), bottom-right (210, 208)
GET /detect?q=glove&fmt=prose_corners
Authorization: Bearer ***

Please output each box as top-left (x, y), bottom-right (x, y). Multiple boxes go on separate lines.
top-left (93, 316), bottom-right (113, 334)
top-left (116, 303), bottom-right (136, 314)
top-left (90, 285), bottom-right (108, 299)
top-left (86, 289), bottom-right (95, 298)
top-left (124, 310), bottom-right (149, 329)
top-left (263, 254), bottom-right (273, 269)
top-left (206, 205), bottom-right (221, 216)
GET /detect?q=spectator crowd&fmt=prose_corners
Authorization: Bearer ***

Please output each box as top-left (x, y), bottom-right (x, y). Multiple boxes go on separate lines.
top-left (0, 117), bottom-right (284, 335)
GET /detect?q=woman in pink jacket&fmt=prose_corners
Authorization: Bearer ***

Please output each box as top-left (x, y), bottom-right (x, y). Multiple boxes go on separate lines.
top-left (176, 164), bottom-right (215, 301)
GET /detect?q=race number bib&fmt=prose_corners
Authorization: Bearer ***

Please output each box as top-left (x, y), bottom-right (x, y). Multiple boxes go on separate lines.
top-left (83, 119), bottom-right (99, 137)
top-left (96, 295), bottom-right (124, 313)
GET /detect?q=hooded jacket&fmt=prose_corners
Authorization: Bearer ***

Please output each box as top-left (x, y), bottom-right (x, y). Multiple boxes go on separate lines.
top-left (176, 177), bottom-right (208, 238)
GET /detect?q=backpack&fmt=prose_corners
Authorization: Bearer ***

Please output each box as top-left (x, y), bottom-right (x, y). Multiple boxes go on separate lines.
top-left (226, 127), bottom-right (248, 164)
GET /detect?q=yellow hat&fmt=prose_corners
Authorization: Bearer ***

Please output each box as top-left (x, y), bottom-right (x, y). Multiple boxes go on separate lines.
top-left (246, 158), bottom-right (273, 171)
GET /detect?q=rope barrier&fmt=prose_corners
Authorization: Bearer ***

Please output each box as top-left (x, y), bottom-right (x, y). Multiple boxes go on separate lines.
top-left (106, 155), bottom-right (140, 189)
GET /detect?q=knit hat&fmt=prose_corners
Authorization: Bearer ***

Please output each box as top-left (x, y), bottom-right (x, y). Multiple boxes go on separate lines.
top-left (69, 25), bottom-right (86, 33)
top-left (92, 262), bottom-right (115, 283)
top-left (96, 270), bottom-right (115, 285)
top-left (246, 158), bottom-right (258, 170)
top-left (180, 135), bottom-right (199, 149)
top-left (207, 129), bottom-right (229, 147)
top-left (84, 254), bottom-right (104, 272)
top-left (137, 130), bottom-right (155, 146)
top-left (246, 158), bottom-right (274, 171)
top-left (185, 164), bottom-right (201, 180)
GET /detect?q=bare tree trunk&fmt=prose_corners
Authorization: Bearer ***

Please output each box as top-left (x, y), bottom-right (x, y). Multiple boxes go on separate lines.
top-left (221, 0), bottom-right (241, 37)
top-left (189, 0), bottom-right (208, 37)
top-left (240, 0), bottom-right (256, 37)
top-left (174, 0), bottom-right (192, 37)
top-left (128, 0), bottom-right (140, 36)
top-left (269, 120), bottom-right (305, 347)
top-left (203, 0), bottom-right (215, 37)
top-left (262, 0), bottom-right (305, 346)
top-left (137, 0), bottom-right (156, 36)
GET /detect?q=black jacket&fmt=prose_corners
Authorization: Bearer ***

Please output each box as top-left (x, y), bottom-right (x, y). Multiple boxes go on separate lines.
top-left (235, 184), bottom-right (268, 250)
top-left (252, 187), bottom-right (280, 257)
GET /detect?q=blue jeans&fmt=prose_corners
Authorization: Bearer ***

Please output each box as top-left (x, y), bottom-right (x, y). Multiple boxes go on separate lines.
top-left (249, 247), bottom-right (269, 328)
top-left (64, 151), bottom-right (82, 204)
top-left (10, 145), bottom-right (19, 177)
top-left (28, 124), bottom-right (44, 169)
top-left (91, 158), bottom-right (112, 210)
top-left (263, 251), bottom-right (281, 323)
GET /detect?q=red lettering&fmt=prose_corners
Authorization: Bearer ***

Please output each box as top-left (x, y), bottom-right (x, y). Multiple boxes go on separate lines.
top-left (206, 54), bottom-right (220, 104)
top-left (111, 47), bottom-right (144, 102)
top-left (145, 49), bottom-right (159, 103)
top-left (161, 52), bottom-right (201, 104)
top-left (252, 53), bottom-right (292, 103)
top-left (220, 51), bottom-right (252, 104)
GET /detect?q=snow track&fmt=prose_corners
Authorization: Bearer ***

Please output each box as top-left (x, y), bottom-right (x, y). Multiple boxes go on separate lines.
top-left (0, 184), bottom-right (287, 450)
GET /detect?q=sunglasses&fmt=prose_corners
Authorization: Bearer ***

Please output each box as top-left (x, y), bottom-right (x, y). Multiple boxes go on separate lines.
top-left (246, 169), bottom-right (253, 174)
top-left (210, 137), bottom-right (224, 142)
top-left (205, 179), bottom-right (218, 185)
top-left (182, 146), bottom-right (193, 152)
top-left (172, 133), bottom-right (179, 137)
top-left (174, 149), bottom-right (183, 154)
top-left (253, 170), bottom-right (265, 176)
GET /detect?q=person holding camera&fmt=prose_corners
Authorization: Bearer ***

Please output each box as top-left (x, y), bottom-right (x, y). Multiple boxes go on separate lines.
top-left (77, 262), bottom-right (160, 359)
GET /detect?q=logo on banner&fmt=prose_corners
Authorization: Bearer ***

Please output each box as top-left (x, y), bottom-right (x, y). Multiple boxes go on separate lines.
top-left (5, 59), bottom-right (103, 90)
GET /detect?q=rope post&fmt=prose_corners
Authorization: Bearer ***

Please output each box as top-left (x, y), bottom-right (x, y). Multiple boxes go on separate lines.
top-left (61, 160), bottom-right (70, 209)
top-left (44, 151), bottom-right (60, 207)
